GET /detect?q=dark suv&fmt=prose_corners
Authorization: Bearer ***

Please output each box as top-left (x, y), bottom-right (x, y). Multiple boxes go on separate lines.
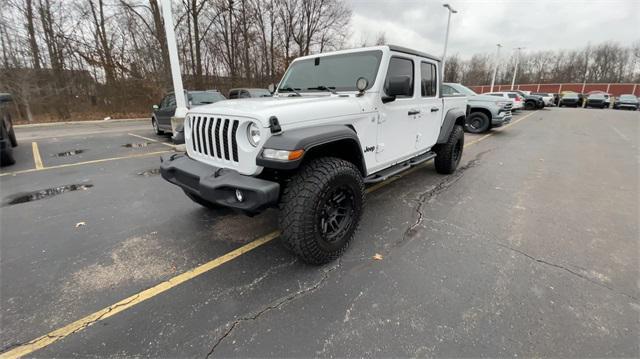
top-left (0, 93), bottom-right (18, 166)
top-left (586, 94), bottom-right (608, 109)
top-left (559, 93), bottom-right (581, 107)
top-left (228, 88), bottom-right (272, 99)
top-left (152, 90), bottom-right (226, 135)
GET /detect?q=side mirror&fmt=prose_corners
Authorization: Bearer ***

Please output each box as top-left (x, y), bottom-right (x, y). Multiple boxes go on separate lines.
top-left (382, 76), bottom-right (411, 103)
top-left (356, 77), bottom-right (368, 95)
top-left (152, 104), bottom-right (159, 110)
top-left (268, 83), bottom-right (276, 94)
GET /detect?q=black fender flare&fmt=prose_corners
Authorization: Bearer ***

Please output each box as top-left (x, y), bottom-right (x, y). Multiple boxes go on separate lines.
top-left (256, 125), bottom-right (365, 172)
top-left (437, 108), bottom-right (466, 144)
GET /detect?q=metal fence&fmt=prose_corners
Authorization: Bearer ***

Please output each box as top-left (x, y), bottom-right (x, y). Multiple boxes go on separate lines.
top-left (468, 83), bottom-right (640, 96)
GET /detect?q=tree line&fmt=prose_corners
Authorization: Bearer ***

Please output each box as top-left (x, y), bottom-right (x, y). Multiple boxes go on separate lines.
top-left (0, 0), bottom-right (350, 121)
top-left (444, 41), bottom-right (640, 86)
top-left (1, 0), bottom-right (638, 122)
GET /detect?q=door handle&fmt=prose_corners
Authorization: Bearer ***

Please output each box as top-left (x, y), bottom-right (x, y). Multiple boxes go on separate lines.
top-left (408, 109), bottom-right (420, 115)
top-left (430, 107), bottom-right (440, 112)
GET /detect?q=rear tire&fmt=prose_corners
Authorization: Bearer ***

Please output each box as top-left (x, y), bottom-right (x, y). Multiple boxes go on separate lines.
top-left (152, 117), bottom-right (164, 135)
top-left (184, 190), bottom-right (218, 209)
top-left (434, 125), bottom-right (464, 175)
top-left (0, 145), bottom-right (15, 166)
top-left (279, 157), bottom-right (364, 265)
top-left (465, 112), bottom-right (490, 133)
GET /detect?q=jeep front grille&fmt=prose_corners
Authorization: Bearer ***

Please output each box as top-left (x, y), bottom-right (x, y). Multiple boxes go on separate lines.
top-left (190, 116), bottom-right (240, 162)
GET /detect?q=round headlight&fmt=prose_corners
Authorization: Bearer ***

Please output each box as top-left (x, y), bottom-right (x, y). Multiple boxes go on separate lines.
top-left (247, 123), bottom-right (261, 147)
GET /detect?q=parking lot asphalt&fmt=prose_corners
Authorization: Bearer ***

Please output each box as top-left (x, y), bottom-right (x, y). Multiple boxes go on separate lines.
top-left (1, 109), bottom-right (638, 358)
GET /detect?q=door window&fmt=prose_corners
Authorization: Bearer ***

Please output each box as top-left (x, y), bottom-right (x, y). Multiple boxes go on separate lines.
top-left (441, 84), bottom-right (458, 96)
top-left (166, 94), bottom-right (176, 107)
top-left (384, 57), bottom-right (414, 98)
top-left (420, 62), bottom-right (437, 97)
top-left (229, 90), bottom-right (238, 99)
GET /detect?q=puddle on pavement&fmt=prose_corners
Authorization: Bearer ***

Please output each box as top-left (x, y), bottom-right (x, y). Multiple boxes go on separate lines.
top-left (3, 184), bottom-right (94, 206)
top-left (53, 149), bottom-right (86, 157)
top-left (122, 142), bottom-right (151, 148)
top-left (137, 168), bottom-right (160, 176)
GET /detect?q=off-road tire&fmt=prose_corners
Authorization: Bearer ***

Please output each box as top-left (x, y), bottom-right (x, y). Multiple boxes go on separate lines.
top-left (184, 190), bottom-right (218, 209)
top-left (8, 125), bottom-right (17, 147)
top-left (0, 146), bottom-right (15, 166)
top-left (434, 125), bottom-right (464, 175)
top-left (465, 112), bottom-right (490, 133)
top-left (152, 117), bottom-right (164, 135)
top-left (279, 157), bottom-right (364, 265)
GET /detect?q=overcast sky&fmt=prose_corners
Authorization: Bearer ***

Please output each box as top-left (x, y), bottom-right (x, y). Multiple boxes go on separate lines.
top-left (347, 0), bottom-right (640, 59)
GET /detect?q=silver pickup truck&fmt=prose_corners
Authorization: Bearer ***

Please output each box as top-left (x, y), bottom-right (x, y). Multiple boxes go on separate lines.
top-left (442, 83), bottom-right (513, 133)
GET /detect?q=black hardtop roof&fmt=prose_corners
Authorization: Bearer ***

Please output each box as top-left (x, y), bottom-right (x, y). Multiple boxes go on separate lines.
top-left (387, 44), bottom-right (441, 63)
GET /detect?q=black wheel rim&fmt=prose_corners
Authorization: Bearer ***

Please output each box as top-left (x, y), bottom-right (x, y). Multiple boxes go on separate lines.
top-left (452, 137), bottom-right (463, 165)
top-left (318, 185), bottom-right (355, 243)
top-left (469, 118), bottom-right (482, 130)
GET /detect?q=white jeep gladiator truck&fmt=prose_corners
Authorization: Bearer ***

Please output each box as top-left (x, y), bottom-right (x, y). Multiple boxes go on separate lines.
top-left (161, 45), bottom-right (468, 264)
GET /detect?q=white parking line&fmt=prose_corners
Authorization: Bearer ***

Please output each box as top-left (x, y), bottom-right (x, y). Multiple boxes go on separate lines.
top-left (128, 133), bottom-right (176, 148)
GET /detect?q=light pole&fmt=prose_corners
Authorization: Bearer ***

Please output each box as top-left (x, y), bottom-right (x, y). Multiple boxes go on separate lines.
top-left (160, 0), bottom-right (187, 134)
top-left (441, 4), bottom-right (457, 81)
top-left (510, 47), bottom-right (524, 90)
top-left (490, 43), bottom-right (502, 92)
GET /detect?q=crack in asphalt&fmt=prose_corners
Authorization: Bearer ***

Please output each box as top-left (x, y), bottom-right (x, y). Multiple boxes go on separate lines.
top-left (397, 149), bottom-right (492, 247)
top-left (205, 260), bottom-right (342, 358)
top-left (495, 243), bottom-right (639, 301)
top-left (0, 294), bottom-right (141, 355)
top-left (423, 216), bottom-right (639, 302)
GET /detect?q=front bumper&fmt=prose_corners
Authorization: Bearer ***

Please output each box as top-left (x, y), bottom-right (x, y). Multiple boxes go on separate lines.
top-left (492, 111), bottom-right (512, 127)
top-left (160, 153), bottom-right (280, 212)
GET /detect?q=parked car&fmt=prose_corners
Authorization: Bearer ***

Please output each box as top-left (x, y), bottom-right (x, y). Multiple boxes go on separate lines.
top-left (484, 92), bottom-right (524, 111)
top-left (228, 88), bottom-right (272, 99)
top-left (613, 94), bottom-right (639, 110)
top-left (161, 45), bottom-right (468, 264)
top-left (0, 93), bottom-right (18, 166)
top-left (586, 93), bottom-right (608, 109)
top-left (559, 92), bottom-right (581, 107)
top-left (443, 83), bottom-right (512, 133)
top-left (586, 91), bottom-right (611, 108)
top-left (152, 90), bottom-right (226, 135)
top-left (513, 90), bottom-right (545, 110)
top-left (532, 92), bottom-right (556, 106)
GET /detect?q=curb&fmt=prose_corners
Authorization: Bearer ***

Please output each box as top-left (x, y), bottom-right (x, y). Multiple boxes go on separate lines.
top-left (15, 118), bottom-right (149, 128)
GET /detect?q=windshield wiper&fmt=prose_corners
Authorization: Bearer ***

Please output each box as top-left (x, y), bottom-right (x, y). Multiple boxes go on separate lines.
top-left (279, 86), bottom-right (301, 96)
top-left (307, 85), bottom-right (337, 95)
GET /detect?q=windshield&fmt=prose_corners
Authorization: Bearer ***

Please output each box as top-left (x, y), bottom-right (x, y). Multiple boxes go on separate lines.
top-left (189, 92), bottom-right (225, 105)
top-left (619, 95), bottom-right (637, 100)
top-left (588, 94), bottom-right (605, 99)
top-left (278, 50), bottom-right (383, 93)
top-left (563, 93), bottom-right (578, 98)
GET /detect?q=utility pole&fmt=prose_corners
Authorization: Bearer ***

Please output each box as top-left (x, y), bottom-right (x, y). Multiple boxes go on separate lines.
top-left (160, 0), bottom-right (187, 135)
top-left (441, 4), bottom-right (457, 81)
top-left (510, 47), bottom-right (524, 90)
top-left (490, 44), bottom-right (502, 92)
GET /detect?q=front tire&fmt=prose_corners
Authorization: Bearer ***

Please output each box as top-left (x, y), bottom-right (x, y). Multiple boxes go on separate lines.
top-left (465, 112), bottom-right (490, 133)
top-left (279, 157), bottom-right (364, 265)
top-left (525, 101), bottom-right (536, 110)
top-left (434, 125), bottom-right (464, 175)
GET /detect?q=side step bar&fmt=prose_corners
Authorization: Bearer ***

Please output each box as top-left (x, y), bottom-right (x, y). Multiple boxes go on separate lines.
top-left (364, 151), bottom-right (436, 184)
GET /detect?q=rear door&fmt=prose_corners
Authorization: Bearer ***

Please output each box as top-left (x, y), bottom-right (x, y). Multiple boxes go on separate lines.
top-left (376, 55), bottom-right (422, 167)
top-left (416, 60), bottom-right (442, 148)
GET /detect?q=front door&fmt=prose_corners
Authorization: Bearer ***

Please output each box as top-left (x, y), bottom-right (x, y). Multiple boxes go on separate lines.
top-left (376, 56), bottom-right (422, 168)
top-left (157, 94), bottom-right (176, 129)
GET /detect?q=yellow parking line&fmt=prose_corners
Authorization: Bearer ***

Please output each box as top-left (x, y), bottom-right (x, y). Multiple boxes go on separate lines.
top-left (0, 232), bottom-right (278, 359)
top-left (128, 133), bottom-right (176, 148)
top-left (31, 142), bottom-right (44, 170)
top-left (1, 111), bottom-right (538, 358)
top-left (0, 150), bottom-right (172, 177)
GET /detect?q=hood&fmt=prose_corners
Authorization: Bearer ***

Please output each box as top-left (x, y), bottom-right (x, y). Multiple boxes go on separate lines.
top-left (469, 94), bottom-right (508, 103)
top-left (187, 95), bottom-right (363, 127)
